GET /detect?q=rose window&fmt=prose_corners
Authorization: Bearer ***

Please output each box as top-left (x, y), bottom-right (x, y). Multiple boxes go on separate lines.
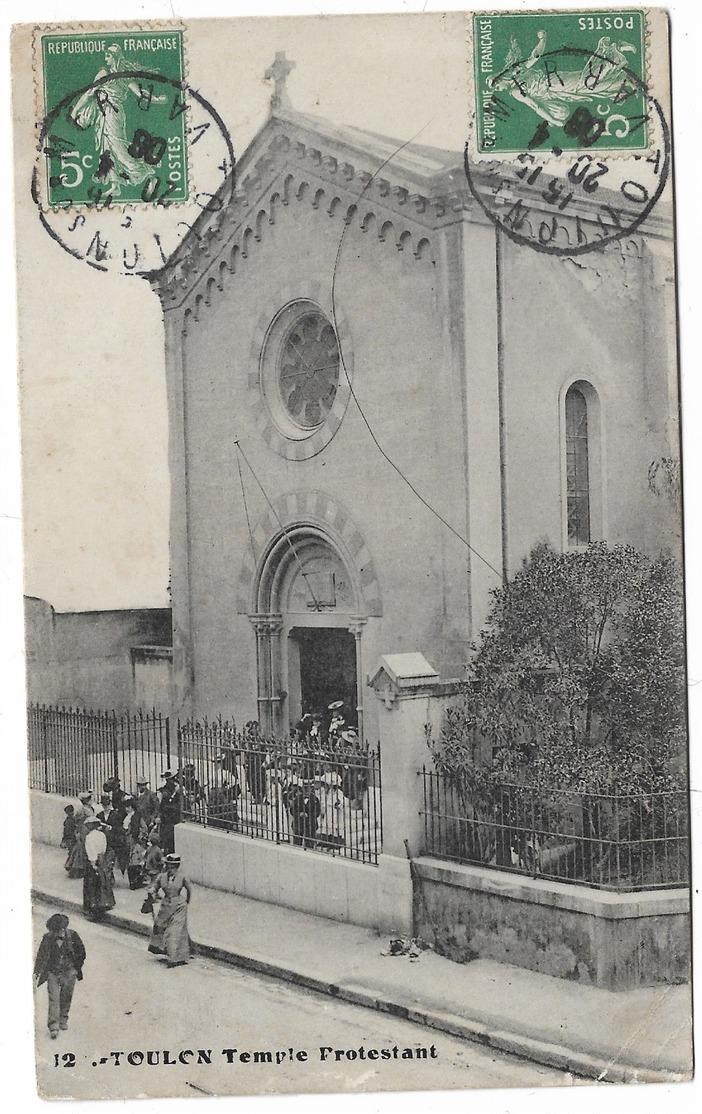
top-left (278, 312), bottom-right (340, 430)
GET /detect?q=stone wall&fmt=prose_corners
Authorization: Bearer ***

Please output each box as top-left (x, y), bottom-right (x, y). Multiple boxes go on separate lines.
top-left (24, 597), bottom-right (172, 712)
top-left (176, 822), bottom-right (411, 934)
top-left (413, 857), bottom-right (691, 991)
top-left (31, 788), bottom-right (65, 848)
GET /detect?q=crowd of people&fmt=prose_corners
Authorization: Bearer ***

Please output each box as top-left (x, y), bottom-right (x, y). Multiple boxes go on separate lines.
top-left (35, 766), bottom-right (195, 1041)
top-left (58, 770), bottom-right (192, 970)
top-left (196, 706), bottom-right (372, 851)
top-left (47, 701), bottom-right (370, 995)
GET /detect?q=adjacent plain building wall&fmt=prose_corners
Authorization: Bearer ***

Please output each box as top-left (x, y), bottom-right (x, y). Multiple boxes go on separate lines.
top-left (501, 238), bottom-right (681, 572)
top-left (24, 597), bottom-right (172, 712)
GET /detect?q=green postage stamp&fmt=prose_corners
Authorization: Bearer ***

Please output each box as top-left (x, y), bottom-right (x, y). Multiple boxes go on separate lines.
top-left (39, 29), bottom-right (188, 206)
top-left (473, 10), bottom-right (647, 154)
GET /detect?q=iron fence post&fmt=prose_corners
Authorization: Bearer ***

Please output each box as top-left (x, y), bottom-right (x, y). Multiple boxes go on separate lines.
top-left (42, 705), bottom-right (49, 793)
top-left (377, 740), bottom-right (383, 853)
top-left (176, 719), bottom-right (184, 823)
top-left (614, 791), bottom-right (621, 885)
top-left (110, 710), bottom-right (119, 783)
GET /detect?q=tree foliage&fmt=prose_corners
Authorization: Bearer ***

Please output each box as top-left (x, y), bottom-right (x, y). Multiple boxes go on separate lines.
top-left (430, 542), bottom-right (687, 795)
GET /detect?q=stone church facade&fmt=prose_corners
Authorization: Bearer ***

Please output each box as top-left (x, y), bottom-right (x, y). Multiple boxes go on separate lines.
top-left (153, 71), bottom-right (678, 743)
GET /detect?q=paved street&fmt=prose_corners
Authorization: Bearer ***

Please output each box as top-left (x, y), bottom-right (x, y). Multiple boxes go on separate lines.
top-left (32, 902), bottom-right (576, 1100)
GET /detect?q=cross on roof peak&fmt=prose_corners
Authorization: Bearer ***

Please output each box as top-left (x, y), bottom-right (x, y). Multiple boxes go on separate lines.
top-left (264, 51), bottom-right (295, 111)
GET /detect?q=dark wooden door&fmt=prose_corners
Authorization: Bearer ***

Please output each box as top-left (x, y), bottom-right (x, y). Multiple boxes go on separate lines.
top-left (297, 628), bottom-right (357, 726)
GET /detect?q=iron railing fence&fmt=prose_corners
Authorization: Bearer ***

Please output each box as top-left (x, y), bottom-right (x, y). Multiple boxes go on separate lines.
top-left (27, 705), bottom-right (381, 866)
top-left (28, 704), bottom-right (172, 797)
top-left (420, 767), bottom-right (689, 892)
top-left (177, 719), bottom-right (382, 864)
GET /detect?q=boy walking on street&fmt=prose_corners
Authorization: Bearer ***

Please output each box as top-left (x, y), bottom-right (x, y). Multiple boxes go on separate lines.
top-left (34, 913), bottom-right (86, 1039)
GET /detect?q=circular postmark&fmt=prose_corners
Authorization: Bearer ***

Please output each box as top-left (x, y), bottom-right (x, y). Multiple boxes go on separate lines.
top-left (33, 69), bottom-right (235, 278)
top-left (465, 46), bottom-right (671, 256)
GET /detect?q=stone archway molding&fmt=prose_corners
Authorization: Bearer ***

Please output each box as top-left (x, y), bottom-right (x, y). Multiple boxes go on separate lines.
top-left (236, 490), bottom-right (382, 617)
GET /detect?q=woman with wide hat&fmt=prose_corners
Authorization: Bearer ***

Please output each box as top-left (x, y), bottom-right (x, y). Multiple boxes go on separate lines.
top-left (147, 852), bottom-right (192, 967)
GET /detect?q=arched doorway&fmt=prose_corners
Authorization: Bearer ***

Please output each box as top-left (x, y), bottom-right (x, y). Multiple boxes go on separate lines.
top-left (251, 528), bottom-right (367, 739)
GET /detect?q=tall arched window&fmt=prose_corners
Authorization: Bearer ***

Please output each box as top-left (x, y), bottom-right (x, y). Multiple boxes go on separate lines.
top-left (565, 385), bottom-right (591, 546)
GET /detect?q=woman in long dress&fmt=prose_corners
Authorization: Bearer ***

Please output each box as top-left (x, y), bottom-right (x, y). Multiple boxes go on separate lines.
top-left (65, 792), bottom-right (95, 879)
top-left (148, 854), bottom-right (192, 967)
top-left (83, 817), bottom-right (116, 919)
top-left (317, 772), bottom-right (346, 852)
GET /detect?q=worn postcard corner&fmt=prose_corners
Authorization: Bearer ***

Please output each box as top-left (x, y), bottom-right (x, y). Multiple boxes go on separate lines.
top-left (9, 2), bottom-right (694, 1105)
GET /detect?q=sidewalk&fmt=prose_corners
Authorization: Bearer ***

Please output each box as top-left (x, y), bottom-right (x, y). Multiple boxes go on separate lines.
top-left (31, 841), bottom-right (692, 1084)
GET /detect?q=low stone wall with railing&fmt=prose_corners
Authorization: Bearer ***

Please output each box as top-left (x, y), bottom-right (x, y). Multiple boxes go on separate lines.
top-left (179, 718), bottom-right (381, 866)
top-left (27, 688), bottom-right (693, 977)
top-left (415, 766), bottom-right (691, 989)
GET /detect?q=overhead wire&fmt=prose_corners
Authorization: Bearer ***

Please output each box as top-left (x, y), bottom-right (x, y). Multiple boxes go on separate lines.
top-left (232, 122), bottom-right (503, 591)
top-left (328, 124), bottom-right (503, 582)
top-left (236, 444), bottom-right (257, 568)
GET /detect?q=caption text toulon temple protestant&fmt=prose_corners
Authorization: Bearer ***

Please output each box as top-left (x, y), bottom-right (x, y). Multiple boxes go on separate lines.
top-left (86, 1045), bottom-right (440, 1068)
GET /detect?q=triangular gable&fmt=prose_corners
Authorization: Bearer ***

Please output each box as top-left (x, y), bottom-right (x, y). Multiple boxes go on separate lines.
top-left (153, 104), bottom-right (671, 309)
top-left (154, 107), bottom-right (470, 306)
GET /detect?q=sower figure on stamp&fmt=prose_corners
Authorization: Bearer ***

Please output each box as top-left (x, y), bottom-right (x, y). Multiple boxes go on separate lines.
top-left (34, 913), bottom-right (86, 1040)
top-left (68, 44), bottom-right (167, 198)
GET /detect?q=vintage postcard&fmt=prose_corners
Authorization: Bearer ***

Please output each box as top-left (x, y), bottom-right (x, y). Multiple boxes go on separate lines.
top-left (8, 1), bottom-right (696, 1105)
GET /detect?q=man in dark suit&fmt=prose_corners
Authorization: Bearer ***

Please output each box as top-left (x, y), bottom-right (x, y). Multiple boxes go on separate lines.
top-left (97, 793), bottom-right (128, 877)
top-left (102, 777), bottom-right (128, 818)
top-left (282, 776), bottom-right (321, 847)
top-left (34, 913), bottom-right (86, 1039)
top-left (158, 771), bottom-right (183, 855)
top-left (134, 776), bottom-right (160, 829)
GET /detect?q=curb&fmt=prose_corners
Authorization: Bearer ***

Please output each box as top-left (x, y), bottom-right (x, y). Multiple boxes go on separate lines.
top-left (32, 888), bottom-right (688, 1087)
